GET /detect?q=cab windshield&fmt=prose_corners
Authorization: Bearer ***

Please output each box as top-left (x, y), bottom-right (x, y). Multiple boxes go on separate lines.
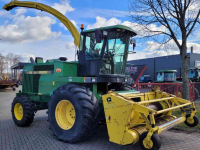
top-left (189, 69), bottom-right (196, 78)
top-left (84, 32), bottom-right (103, 60)
top-left (157, 72), bottom-right (176, 82)
top-left (99, 31), bottom-right (130, 75)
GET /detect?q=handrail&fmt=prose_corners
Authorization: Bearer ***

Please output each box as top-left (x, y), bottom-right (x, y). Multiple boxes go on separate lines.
top-left (138, 97), bottom-right (174, 104)
top-left (156, 103), bottom-right (191, 114)
top-left (3, 0), bottom-right (80, 47)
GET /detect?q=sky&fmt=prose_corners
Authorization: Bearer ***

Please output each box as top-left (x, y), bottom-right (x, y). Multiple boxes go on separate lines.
top-left (0, 0), bottom-right (200, 62)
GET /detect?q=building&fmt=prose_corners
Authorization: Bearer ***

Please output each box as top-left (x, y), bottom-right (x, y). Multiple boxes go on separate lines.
top-left (128, 53), bottom-right (200, 82)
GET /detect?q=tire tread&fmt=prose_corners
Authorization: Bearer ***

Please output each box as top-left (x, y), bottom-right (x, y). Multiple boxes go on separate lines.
top-left (11, 95), bottom-right (35, 127)
top-left (48, 84), bottom-right (101, 143)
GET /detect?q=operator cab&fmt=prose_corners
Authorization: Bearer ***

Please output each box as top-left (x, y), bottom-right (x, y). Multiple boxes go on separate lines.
top-left (78, 25), bottom-right (137, 82)
top-left (155, 70), bottom-right (177, 83)
top-left (189, 68), bottom-right (200, 82)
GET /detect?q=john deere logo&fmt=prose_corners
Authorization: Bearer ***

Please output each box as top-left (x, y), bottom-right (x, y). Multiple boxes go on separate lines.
top-left (107, 97), bottom-right (112, 103)
top-left (56, 68), bottom-right (62, 73)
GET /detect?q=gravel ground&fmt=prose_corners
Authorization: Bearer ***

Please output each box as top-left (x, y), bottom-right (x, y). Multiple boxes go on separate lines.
top-left (1, 87), bottom-right (200, 150)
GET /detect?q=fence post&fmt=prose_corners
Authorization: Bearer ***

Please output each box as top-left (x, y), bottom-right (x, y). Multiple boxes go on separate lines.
top-left (189, 82), bottom-right (192, 101)
top-left (176, 84), bottom-right (178, 97)
top-left (193, 83), bottom-right (195, 101)
top-left (137, 80), bottom-right (139, 91)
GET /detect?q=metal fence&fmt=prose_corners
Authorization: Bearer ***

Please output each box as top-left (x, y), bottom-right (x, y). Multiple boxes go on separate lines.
top-left (133, 82), bottom-right (200, 101)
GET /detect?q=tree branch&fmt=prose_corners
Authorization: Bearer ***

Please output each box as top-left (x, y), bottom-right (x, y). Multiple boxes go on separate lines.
top-left (187, 9), bottom-right (200, 37)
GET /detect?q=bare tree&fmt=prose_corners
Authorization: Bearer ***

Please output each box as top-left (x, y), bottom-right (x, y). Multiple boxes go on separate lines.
top-left (5, 53), bottom-right (22, 73)
top-left (13, 55), bottom-right (22, 65)
top-left (129, 0), bottom-right (200, 100)
top-left (0, 53), bottom-right (6, 76)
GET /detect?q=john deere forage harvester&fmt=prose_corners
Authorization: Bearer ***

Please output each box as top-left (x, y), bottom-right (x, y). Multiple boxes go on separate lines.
top-left (3, 1), bottom-right (199, 150)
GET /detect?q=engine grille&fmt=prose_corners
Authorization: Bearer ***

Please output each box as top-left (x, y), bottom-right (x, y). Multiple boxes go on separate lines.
top-left (23, 74), bottom-right (41, 93)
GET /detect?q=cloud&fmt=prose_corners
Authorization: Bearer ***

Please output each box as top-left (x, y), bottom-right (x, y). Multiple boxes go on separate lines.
top-left (59, 20), bottom-right (77, 30)
top-left (0, 10), bottom-right (13, 19)
top-left (15, 8), bottom-right (27, 16)
top-left (122, 21), bottom-right (166, 37)
top-left (0, 8), bottom-right (27, 19)
top-left (144, 40), bottom-right (178, 52)
top-left (127, 50), bottom-right (177, 61)
top-left (0, 15), bottom-right (61, 43)
top-left (87, 17), bottom-right (166, 37)
top-left (128, 40), bottom-right (200, 61)
top-left (87, 16), bottom-right (121, 29)
top-left (145, 40), bottom-right (200, 54)
top-left (187, 42), bottom-right (200, 53)
top-left (0, 35), bottom-right (77, 62)
top-left (66, 42), bottom-right (75, 49)
top-left (20, 53), bottom-right (35, 62)
top-left (52, 0), bottom-right (75, 15)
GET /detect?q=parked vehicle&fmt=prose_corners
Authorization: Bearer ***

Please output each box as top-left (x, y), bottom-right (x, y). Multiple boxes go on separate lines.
top-left (154, 70), bottom-right (179, 83)
top-left (155, 70), bottom-right (200, 100)
top-left (0, 76), bottom-right (16, 91)
top-left (139, 75), bottom-right (151, 83)
top-left (3, 1), bottom-right (199, 150)
top-left (189, 68), bottom-right (200, 82)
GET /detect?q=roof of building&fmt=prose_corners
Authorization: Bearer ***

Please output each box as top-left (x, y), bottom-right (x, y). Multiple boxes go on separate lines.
top-left (129, 53), bottom-right (200, 62)
top-left (157, 70), bottom-right (177, 73)
top-left (11, 62), bottom-right (30, 69)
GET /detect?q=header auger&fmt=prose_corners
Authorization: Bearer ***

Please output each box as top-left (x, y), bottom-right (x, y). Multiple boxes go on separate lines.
top-left (3, 1), bottom-right (199, 150)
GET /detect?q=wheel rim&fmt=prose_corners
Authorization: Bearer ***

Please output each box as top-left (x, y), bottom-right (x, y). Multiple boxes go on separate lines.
top-left (187, 117), bottom-right (194, 124)
top-left (14, 103), bottom-right (23, 120)
top-left (143, 138), bottom-right (153, 149)
top-left (154, 86), bottom-right (160, 91)
top-left (55, 100), bottom-right (76, 130)
top-left (174, 92), bottom-right (182, 98)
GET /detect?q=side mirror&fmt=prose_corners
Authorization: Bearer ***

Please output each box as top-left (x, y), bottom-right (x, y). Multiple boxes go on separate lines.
top-left (130, 38), bottom-right (136, 51)
top-left (95, 29), bottom-right (102, 43)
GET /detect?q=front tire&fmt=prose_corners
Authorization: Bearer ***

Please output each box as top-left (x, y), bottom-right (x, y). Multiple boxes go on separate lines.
top-left (185, 114), bottom-right (199, 127)
top-left (139, 132), bottom-right (161, 150)
top-left (11, 96), bottom-right (35, 127)
top-left (48, 84), bottom-right (101, 143)
top-left (15, 84), bottom-right (19, 88)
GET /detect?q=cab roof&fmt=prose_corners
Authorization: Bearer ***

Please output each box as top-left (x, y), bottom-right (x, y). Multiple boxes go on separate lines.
top-left (157, 70), bottom-right (177, 73)
top-left (83, 25), bottom-right (137, 35)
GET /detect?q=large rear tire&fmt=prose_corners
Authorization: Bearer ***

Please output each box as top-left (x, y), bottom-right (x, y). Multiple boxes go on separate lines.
top-left (48, 84), bottom-right (101, 143)
top-left (11, 96), bottom-right (35, 127)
